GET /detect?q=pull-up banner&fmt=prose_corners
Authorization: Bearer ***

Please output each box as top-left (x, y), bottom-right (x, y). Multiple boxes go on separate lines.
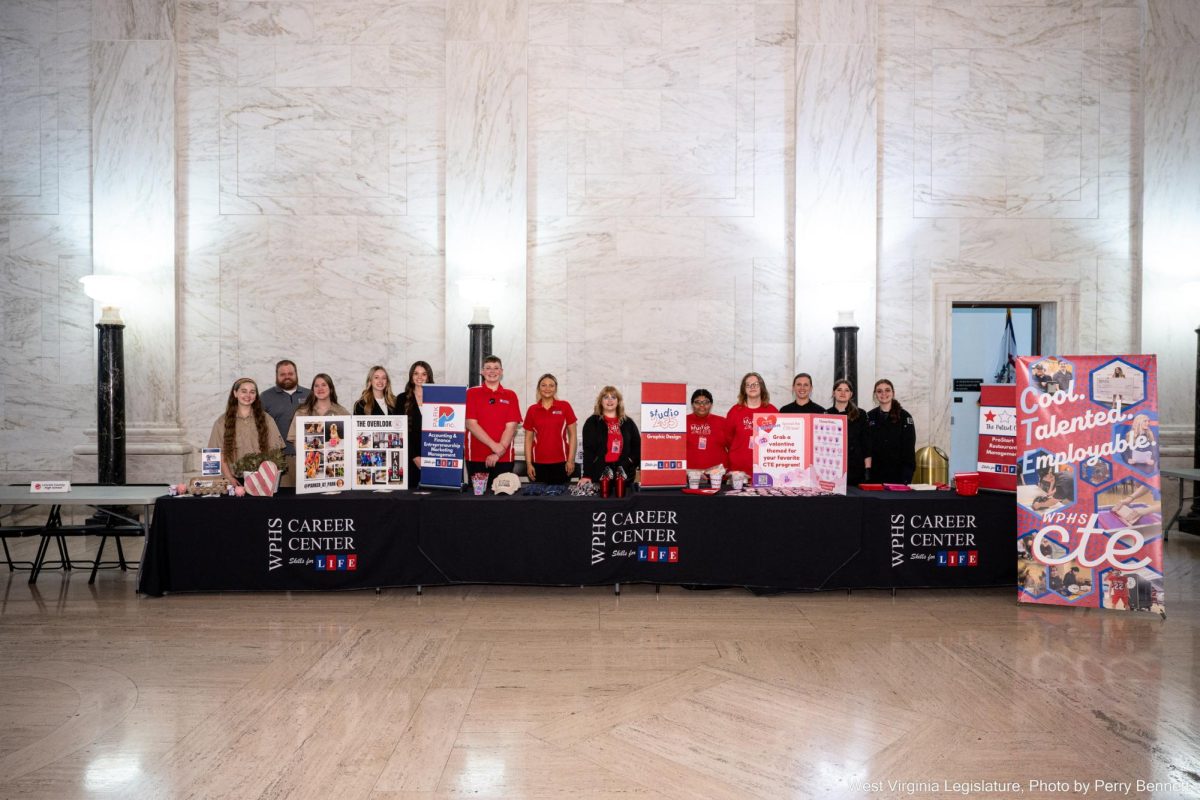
top-left (977, 384), bottom-right (1017, 491)
top-left (420, 385), bottom-right (467, 490)
top-left (1015, 355), bottom-right (1164, 616)
top-left (639, 382), bottom-right (687, 488)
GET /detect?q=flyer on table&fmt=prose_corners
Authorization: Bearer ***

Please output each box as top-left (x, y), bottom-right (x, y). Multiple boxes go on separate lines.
top-left (1015, 355), bottom-right (1164, 616)
top-left (751, 413), bottom-right (847, 494)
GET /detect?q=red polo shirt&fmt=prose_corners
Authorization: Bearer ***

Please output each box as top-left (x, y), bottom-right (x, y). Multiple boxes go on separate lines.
top-left (466, 383), bottom-right (522, 461)
top-left (686, 412), bottom-right (727, 470)
top-left (725, 403), bottom-right (778, 474)
top-left (523, 400), bottom-right (578, 463)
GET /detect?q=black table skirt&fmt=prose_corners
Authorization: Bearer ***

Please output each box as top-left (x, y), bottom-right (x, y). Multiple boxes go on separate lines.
top-left (139, 489), bottom-right (1015, 596)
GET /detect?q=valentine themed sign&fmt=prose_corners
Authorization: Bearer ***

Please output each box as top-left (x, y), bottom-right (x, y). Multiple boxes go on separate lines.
top-left (751, 413), bottom-right (847, 494)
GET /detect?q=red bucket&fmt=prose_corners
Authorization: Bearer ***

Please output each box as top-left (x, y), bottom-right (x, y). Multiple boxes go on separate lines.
top-left (954, 472), bottom-right (979, 496)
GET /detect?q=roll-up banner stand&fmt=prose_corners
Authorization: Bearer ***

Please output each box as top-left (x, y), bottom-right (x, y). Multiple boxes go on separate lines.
top-left (977, 384), bottom-right (1017, 491)
top-left (1015, 355), bottom-right (1164, 616)
top-left (420, 385), bottom-right (468, 490)
top-left (639, 382), bottom-right (688, 488)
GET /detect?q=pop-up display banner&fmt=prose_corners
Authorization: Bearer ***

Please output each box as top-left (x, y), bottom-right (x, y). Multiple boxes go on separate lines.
top-left (751, 413), bottom-right (847, 494)
top-left (420, 385), bottom-right (467, 490)
top-left (639, 382), bottom-right (687, 488)
top-left (1015, 354), bottom-right (1164, 616)
top-left (295, 415), bottom-right (409, 493)
top-left (976, 384), bottom-right (1017, 491)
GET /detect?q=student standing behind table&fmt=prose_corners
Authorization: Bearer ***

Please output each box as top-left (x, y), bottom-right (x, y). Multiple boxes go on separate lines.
top-left (579, 386), bottom-right (640, 483)
top-left (286, 373), bottom-right (351, 449)
top-left (522, 373), bottom-right (578, 485)
top-left (725, 372), bottom-right (779, 476)
top-left (260, 360), bottom-right (311, 487)
top-left (352, 365), bottom-right (399, 415)
top-left (208, 378), bottom-right (285, 487)
top-left (685, 389), bottom-right (727, 470)
top-left (866, 378), bottom-right (916, 484)
top-left (779, 372), bottom-right (825, 414)
top-left (465, 355), bottom-right (522, 490)
top-left (398, 360), bottom-right (435, 487)
top-left (825, 379), bottom-right (870, 486)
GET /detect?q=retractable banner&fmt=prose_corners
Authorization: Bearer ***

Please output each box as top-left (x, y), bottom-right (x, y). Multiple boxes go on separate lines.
top-left (976, 384), bottom-right (1017, 491)
top-left (420, 385), bottom-right (467, 490)
top-left (1015, 355), bottom-right (1164, 616)
top-left (639, 382), bottom-right (688, 488)
top-left (751, 414), bottom-right (847, 494)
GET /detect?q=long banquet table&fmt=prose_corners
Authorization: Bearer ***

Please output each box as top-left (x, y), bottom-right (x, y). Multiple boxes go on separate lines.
top-left (138, 488), bottom-right (1016, 596)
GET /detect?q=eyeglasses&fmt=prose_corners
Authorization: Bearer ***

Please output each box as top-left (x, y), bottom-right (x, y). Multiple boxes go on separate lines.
top-left (744, 383), bottom-right (761, 389)
top-left (602, 394), bottom-right (617, 400)
top-left (693, 399), bottom-right (712, 406)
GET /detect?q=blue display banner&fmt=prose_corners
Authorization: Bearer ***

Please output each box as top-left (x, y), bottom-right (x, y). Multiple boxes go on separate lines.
top-left (419, 385), bottom-right (467, 490)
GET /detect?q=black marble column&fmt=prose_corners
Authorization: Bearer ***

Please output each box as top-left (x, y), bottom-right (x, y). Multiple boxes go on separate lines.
top-left (468, 321), bottom-right (494, 388)
top-left (1179, 325), bottom-right (1200, 534)
top-left (97, 321), bottom-right (126, 485)
top-left (833, 324), bottom-right (860, 403)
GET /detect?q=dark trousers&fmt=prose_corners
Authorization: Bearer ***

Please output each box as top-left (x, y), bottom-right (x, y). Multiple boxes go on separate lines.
top-left (531, 462), bottom-right (570, 485)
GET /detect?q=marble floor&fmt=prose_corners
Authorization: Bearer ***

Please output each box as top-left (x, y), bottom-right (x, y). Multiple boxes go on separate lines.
top-left (0, 530), bottom-right (1198, 800)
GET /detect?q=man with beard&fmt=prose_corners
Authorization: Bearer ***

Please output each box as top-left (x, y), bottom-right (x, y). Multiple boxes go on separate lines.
top-left (261, 360), bottom-right (311, 487)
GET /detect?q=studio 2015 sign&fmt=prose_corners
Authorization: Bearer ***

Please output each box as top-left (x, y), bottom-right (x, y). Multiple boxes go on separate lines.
top-left (1015, 355), bottom-right (1164, 616)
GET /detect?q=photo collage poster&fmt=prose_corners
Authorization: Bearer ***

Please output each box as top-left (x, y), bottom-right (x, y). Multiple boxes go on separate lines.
top-left (1015, 355), bottom-right (1164, 616)
top-left (295, 415), bottom-right (409, 493)
top-left (751, 413), bottom-right (848, 494)
top-left (350, 416), bottom-right (408, 490)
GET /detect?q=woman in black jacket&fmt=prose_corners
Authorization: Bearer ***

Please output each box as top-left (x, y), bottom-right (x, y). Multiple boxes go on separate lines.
top-left (352, 365), bottom-right (400, 415)
top-left (866, 378), bottom-right (916, 484)
top-left (825, 379), bottom-right (869, 486)
top-left (396, 360), bottom-right (435, 487)
top-left (579, 386), bottom-right (640, 483)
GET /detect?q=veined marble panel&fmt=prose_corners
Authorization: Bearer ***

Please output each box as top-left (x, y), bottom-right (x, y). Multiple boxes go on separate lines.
top-left (794, 42), bottom-right (876, 389)
top-left (445, 40), bottom-right (527, 388)
top-left (91, 39), bottom-right (177, 426)
top-left (447, 0), bottom-right (526, 43)
top-left (93, 0), bottom-right (174, 41)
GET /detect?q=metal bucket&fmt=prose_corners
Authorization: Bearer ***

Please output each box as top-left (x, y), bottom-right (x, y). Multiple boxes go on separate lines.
top-left (914, 445), bottom-right (949, 485)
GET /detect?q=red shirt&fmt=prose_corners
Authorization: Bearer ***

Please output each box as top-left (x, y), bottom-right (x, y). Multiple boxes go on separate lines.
top-left (686, 412), bottom-right (727, 470)
top-left (466, 383), bottom-right (522, 461)
top-left (725, 403), bottom-right (778, 474)
top-left (523, 400), bottom-right (578, 463)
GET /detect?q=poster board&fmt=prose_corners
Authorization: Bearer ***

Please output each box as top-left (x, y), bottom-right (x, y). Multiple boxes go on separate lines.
top-left (976, 384), bottom-right (1017, 491)
top-left (420, 385), bottom-right (467, 490)
top-left (295, 415), bottom-right (409, 493)
top-left (751, 413), bottom-right (847, 494)
top-left (639, 382), bottom-right (688, 488)
top-left (1015, 354), bottom-right (1164, 616)
top-left (350, 416), bottom-right (408, 490)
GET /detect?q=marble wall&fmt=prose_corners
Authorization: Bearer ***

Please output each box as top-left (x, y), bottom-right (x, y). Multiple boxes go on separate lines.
top-left (1, 0), bottom-right (1197, 482)
top-left (0, 0), bottom-right (94, 475)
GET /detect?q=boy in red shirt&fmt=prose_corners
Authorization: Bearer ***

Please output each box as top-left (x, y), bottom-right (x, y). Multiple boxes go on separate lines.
top-left (465, 355), bottom-right (522, 490)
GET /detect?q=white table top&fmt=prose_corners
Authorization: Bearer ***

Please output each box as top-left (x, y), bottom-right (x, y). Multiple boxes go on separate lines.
top-left (0, 485), bottom-right (170, 506)
top-left (1161, 467), bottom-right (1200, 481)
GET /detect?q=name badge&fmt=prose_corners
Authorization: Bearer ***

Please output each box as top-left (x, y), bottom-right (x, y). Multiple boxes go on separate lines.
top-left (698, 436), bottom-right (707, 450)
top-left (611, 440), bottom-right (621, 454)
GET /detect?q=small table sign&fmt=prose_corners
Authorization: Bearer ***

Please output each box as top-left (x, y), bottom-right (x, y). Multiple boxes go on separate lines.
top-left (30, 480), bottom-right (71, 493)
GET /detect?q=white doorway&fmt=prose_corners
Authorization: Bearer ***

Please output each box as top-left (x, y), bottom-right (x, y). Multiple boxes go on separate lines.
top-left (950, 305), bottom-right (1039, 477)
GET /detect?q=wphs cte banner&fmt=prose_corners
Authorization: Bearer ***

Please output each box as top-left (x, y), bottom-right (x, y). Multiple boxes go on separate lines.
top-left (1015, 355), bottom-right (1164, 616)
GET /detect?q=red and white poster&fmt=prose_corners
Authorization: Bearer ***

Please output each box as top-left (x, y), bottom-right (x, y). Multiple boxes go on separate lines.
top-left (751, 414), bottom-right (847, 494)
top-left (1015, 355), bottom-right (1164, 616)
top-left (976, 384), bottom-right (1017, 491)
top-left (639, 382), bottom-right (687, 488)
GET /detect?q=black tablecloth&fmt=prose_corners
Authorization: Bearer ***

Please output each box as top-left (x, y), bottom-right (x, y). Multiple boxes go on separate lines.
top-left (139, 489), bottom-right (1015, 595)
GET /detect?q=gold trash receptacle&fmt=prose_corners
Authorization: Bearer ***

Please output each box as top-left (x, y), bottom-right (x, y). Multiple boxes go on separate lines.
top-left (914, 445), bottom-right (949, 485)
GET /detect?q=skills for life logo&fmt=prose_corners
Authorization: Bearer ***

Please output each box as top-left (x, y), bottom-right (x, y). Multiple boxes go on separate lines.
top-left (315, 554), bottom-right (358, 571)
top-left (637, 546), bottom-right (679, 563)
